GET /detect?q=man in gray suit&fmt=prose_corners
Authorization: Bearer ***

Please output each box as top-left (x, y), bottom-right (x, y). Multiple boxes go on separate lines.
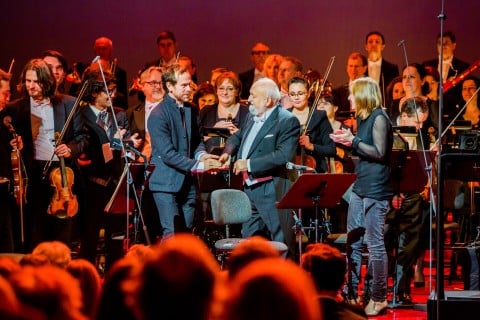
top-left (219, 78), bottom-right (300, 257)
top-left (148, 64), bottom-right (220, 239)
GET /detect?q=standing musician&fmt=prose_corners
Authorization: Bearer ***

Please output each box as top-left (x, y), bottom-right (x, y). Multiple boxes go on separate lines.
top-left (219, 77), bottom-right (301, 258)
top-left (287, 77), bottom-right (335, 173)
top-left (77, 69), bottom-right (140, 265)
top-left (4, 59), bottom-right (87, 251)
top-left (0, 68), bottom-right (15, 252)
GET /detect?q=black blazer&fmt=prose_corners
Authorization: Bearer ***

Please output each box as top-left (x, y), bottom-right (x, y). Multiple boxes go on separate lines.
top-left (238, 68), bottom-right (255, 100)
top-left (366, 58), bottom-right (399, 92)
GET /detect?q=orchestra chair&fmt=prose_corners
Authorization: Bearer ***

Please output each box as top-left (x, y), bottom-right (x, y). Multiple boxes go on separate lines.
top-left (211, 189), bottom-right (251, 267)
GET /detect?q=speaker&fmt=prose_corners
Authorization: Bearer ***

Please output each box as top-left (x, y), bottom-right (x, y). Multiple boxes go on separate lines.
top-left (459, 132), bottom-right (479, 152)
top-left (428, 290), bottom-right (480, 320)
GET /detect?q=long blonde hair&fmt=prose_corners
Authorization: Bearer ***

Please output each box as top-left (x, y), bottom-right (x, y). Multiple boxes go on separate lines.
top-left (350, 77), bottom-right (382, 119)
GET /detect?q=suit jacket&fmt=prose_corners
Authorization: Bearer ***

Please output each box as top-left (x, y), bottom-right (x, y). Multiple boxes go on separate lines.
top-left (288, 108), bottom-right (336, 173)
top-left (366, 58), bottom-right (399, 93)
top-left (148, 94), bottom-right (205, 193)
top-left (78, 105), bottom-right (129, 184)
top-left (224, 105), bottom-right (300, 182)
top-left (238, 68), bottom-right (255, 100)
top-left (5, 95), bottom-right (87, 175)
top-left (423, 56), bottom-right (470, 81)
top-left (126, 101), bottom-right (147, 149)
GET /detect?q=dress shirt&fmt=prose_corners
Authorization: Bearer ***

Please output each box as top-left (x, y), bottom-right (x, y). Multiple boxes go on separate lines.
top-left (368, 59), bottom-right (382, 84)
top-left (30, 97), bottom-right (57, 161)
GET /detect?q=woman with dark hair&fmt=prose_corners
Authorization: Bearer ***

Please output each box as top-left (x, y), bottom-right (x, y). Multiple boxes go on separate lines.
top-left (193, 82), bottom-right (217, 110)
top-left (460, 76), bottom-right (480, 129)
top-left (287, 77), bottom-right (335, 173)
top-left (384, 75), bottom-right (405, 111)
top-left (330, 77), bottom-right (393, 316)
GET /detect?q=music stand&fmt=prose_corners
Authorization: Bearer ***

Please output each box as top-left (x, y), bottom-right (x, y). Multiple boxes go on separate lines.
top-left (277, 173), bottom-right (357, 261)
top-left (104, 163), bottom-right (155, 246)
top-left (202, 127), bottom-right (231, 140)
top-left (388, 149), bottom-right (435, 308)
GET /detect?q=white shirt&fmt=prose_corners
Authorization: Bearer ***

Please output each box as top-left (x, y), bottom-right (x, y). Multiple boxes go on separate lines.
top-left (30, 97), bottom-right (57, 161)
top-left (368, 59), bottom-right (382, 84)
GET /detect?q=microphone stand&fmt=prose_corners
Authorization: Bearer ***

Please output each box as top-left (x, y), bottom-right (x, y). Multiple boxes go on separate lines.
top-left (95, 57), bottom-right (145, 252)
top-left (397, 40), bottom-right (437, 310)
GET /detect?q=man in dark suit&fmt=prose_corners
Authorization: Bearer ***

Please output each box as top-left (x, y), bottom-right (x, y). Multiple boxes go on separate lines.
top-left (238, 42), bottom-right (270, 100)
top-left (5, 59), bottom-right (87, 250)
top-left (76, 69), bottom-right (139, 265)
top-left (219, 77), bottom-right (300, 257)
top-left (148, 64), bottom-right (221, 239)
top-left (333, 52), bottom-right (368, 114)
top-left (364, 31), bottom-right (399, 98)
top-left (423, 30), bottom-right (470, 112)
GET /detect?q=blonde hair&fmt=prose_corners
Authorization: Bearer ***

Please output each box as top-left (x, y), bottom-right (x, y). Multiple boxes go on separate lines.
top-left (350, 77), bottom-right (382, 119)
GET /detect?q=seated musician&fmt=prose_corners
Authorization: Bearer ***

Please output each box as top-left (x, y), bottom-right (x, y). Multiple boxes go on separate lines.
top-left (287, 77), bottom-right (336, 173)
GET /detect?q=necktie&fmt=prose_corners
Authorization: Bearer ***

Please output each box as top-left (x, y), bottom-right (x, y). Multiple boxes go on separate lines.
top-left (179, 107), bottom-right (189, 155)
top-left (97, 110), bottom-right (107, 128)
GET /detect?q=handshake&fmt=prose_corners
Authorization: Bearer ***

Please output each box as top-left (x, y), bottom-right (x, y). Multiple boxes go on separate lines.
top-left (199, 153), bottom-right (248, 175)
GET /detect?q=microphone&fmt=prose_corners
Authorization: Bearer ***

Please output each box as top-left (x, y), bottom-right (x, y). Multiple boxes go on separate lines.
top-left (226, 113), bottom-right (233, 122)
top-left (397, 40), bottom-right (406, 47)
top-left (286, 161), bottom-right (316, 172)
top-left (92, 55), bottom-right (101, 63)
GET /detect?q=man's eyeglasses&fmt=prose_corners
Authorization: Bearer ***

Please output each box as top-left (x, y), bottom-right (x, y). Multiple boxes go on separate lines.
top-left (288, 91), bottom-right (306, 98)
top-left (251, 51), bottom-right (269, 55)
top-left (144, 81), bottom-right (163, 87)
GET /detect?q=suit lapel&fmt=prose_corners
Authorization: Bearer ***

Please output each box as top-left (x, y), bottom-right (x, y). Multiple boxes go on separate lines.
top-left (134, 103), bottom-right (145, 132)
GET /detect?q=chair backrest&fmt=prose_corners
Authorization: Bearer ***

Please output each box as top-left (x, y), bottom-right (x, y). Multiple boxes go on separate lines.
top-left (211, 189), bottom-right (252, 225)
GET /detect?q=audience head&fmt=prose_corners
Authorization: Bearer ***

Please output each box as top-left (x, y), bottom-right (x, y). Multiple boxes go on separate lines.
top-left (8, 265), bottom-right (85, 320)
top-left (215, 71), bottom-right (242, 105)
top-left (133, 233), bottom-right (219, 320)
top-left (301, 243), bottom-right (346, 294)
top-left (139, 66), bottom-right (164, 102)
top-left (156, 31), bottom-right (177, 63)
top-left (193, 82), bottom-right (217, 110)
top-left (19, 58), bottom-right (56, 100)
top-left (0, 256), bottom-right (21, 278)
top-left (0, 277), bottom-right (20, 320)
top-left (248, 78), bottom-right (281, 117)
top-left (365, 31), bottom-right (386, 61)
top-left (32, 241), bottom-right (72, 269)
top-left (94, 37), bottom-right (114, 60)
top-left (66, 259), bottom-right (102, 319)
top-left (227, 236), bottom-right (281, 278)
top-left (350, 76), bottom-right (382, 119)
top-left (41, 50), bottom-right (68, 91)
top-left (0, 68), bottom-right (11, 109)
top-left (19, 253), bottom-right (50, 267)
top-left (263, 54), bottom-right (283, 84)
top-left (250, 42), bottom-right (270, 71)
top-left (224, 258), bottom-right (321, 320)
top-left (346, 52), bottom-right (368, 81)
top-left (278, 56), bottom-right (303, 90)
top-left (125, 244), bottom-right (155, 261)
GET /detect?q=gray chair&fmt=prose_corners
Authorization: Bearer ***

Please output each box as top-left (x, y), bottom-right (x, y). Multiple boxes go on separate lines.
top-left (210, 189), bottom-right (252, 260)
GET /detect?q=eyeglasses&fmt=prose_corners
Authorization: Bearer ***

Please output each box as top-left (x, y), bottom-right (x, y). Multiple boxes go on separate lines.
top-left (288, 91), bottom-right (307, 98)
top-left (251, 51), bottom-right (269, 55)
top-left (144, 81), bottom-right (163, 87)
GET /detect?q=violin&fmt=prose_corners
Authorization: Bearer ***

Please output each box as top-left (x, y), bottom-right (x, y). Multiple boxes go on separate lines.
top-left (48, 133), bottom-right (78, 219)
top-left (3, 116), bottom-right (24, 205)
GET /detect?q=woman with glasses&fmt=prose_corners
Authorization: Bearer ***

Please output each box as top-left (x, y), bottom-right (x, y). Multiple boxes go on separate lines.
top-left (199, 71), bottom-right (249, 153)
top-left (287, 77), bottom-right (335, 173)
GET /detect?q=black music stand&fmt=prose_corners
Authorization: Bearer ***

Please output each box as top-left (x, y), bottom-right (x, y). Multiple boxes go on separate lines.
top-left (388, 149), bottom-right (435, 308)
top-left (277, 173), bottom-right (357, 261)
top-left (104, 163), bottom-right (155, 246)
